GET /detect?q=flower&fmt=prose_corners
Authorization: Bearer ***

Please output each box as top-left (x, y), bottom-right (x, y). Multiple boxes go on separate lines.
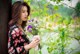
top-left (26, 18), bottom-right (39, 35)
top-left (27, 25), bottom-right (33, 32)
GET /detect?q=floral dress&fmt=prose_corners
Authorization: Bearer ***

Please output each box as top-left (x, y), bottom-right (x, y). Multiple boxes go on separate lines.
top-left (8, 24), bottom-right (30, 54)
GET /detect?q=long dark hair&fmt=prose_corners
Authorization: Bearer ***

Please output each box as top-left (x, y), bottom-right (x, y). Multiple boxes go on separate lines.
top-left (9, 1), bottom-right (30, 28)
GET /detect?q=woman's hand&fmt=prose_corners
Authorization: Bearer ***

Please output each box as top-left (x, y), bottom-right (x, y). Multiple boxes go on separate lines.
top-left (32, 35), bottom-right (40, 41)
top-left (24, 35), bottom-right (40, 51)
top-left (29, 35), bottom-right (40, 48)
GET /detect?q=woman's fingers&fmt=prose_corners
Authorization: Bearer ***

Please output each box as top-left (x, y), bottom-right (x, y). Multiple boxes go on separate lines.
top-left (33, 39), bottom-right (40, 44)
top-left (32, 39), bottom-right (40, 46)
top-left (29, 35), bottom-right (41, 48)
top-left (33, 35), bottom-right (40, 41)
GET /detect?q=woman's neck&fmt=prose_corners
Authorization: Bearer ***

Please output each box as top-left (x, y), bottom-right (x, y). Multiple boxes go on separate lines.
top-left (17, 19), bottom-right (22, 26)
top-left (17, 23), bottom-right (24, 32)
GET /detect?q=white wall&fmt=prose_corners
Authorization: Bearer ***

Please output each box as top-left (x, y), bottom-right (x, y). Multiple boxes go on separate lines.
top-left (47, 0), bottom-right (79, 8)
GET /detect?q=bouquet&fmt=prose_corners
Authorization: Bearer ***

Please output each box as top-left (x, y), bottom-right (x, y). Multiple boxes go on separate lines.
top-left (25, 18), bottom-right (41, 50)
top-left (26, 18), bottom-right (39, 35)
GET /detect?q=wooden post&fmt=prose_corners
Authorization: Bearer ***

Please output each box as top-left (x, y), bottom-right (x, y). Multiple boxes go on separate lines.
top-left (0, 0), bottom-right (11, 54)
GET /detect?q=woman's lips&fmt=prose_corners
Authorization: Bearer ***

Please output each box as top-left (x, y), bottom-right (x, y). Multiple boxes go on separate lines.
top-left (25, 17), bottom-right (27, 18)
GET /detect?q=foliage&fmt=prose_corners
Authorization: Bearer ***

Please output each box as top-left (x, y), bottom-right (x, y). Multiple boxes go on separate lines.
top-left (23, 0), bottom-right (80, 54)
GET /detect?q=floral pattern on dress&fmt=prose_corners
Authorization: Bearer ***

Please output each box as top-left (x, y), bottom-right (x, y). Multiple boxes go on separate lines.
top-left (8, 25), bottom-right (30, 54)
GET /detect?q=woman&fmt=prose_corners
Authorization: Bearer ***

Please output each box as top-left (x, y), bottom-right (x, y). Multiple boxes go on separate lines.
top-left (8, 1), bottom-right (40, 54)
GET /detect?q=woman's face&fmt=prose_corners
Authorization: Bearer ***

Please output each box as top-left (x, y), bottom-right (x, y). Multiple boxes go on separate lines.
top-left (20, 6), bottom-right (28, 21)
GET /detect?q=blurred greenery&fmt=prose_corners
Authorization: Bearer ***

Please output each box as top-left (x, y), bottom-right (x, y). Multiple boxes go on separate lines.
top-left (24, 0), bottom-right (80, 54)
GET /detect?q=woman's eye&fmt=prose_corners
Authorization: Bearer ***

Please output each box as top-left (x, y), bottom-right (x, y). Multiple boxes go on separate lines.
top-left (22, 11), bottom-right (27, 13)
top-left (22, 11), bottom-right (25, 13)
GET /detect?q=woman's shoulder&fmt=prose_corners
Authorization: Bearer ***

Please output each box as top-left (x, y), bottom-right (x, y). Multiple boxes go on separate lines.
top-left (9, 24), bottom-right (21, 34)
top-left (9, 24), bottom-right (18, 30)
